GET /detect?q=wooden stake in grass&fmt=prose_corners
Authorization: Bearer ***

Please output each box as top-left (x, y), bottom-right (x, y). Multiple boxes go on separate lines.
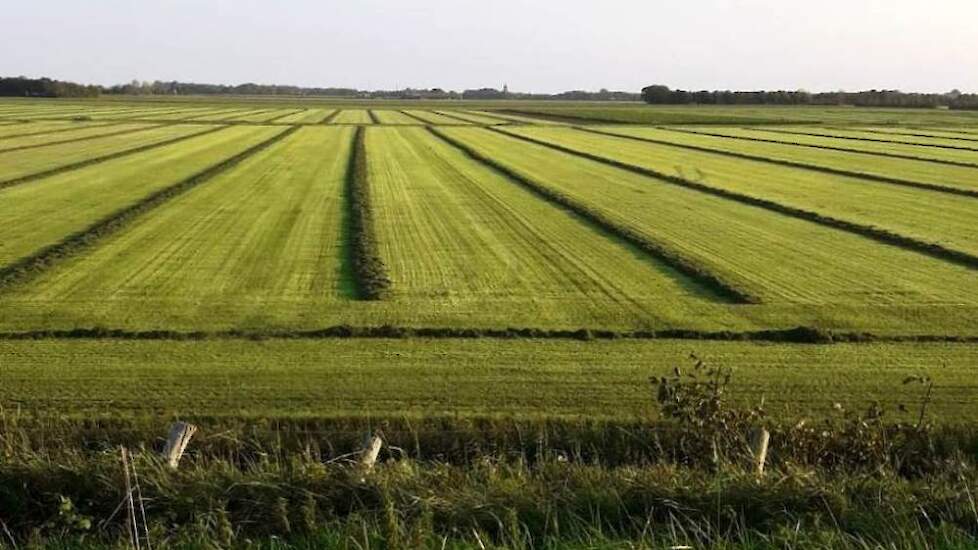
top-left (162, 422), bottom-right (197, 470)
top-left (359, 433), bottom-right (384, 473)
top-left (750, 427), bottom-right (771, 476)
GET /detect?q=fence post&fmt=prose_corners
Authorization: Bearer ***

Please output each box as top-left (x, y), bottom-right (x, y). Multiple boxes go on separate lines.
top-left (162, 422), bottom-right (197, 470)
top-left (358, 433), bottom-right (384, 473)
top-left (750, 427), bottom-right (771, 476)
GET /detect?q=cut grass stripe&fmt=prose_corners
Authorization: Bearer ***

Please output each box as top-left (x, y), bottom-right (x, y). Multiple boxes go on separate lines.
top-left (0, 126), bottom-right (299, 293)
top-left (853, 127), bottom-right (978, 144)
top-left (579, 127), bottom-right (978, 199)
top-left (495, 127), bottom-right (978, 271)
top-left (760, 127), bottom-right (978, 152)
top-left (428, 127), bottom-right (756, 304)
top-left (0, 125), bottom-right (228, 192)
top-left (346, 127), bottom-right (391, 300)
top-left (676, 127), bottom-right (978, 169)
top-left (0, 121), bottom-right (122, 141)
top-left (0, 123), bottom-right (167, 154)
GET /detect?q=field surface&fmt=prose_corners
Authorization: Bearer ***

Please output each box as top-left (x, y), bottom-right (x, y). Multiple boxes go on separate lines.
top-left (0, 98), bottom-right (976, 427)
top-left (2, 338), bottom-right (975, 421)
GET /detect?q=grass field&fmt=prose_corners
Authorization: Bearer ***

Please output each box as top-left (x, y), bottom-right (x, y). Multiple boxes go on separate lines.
top-left (0, 127), bottom-right (354, 329)
top-left (331, 109), bottom-right (375, 124)
top-left (364, 127), bottom-right (730, 328)
top-left (0, 125), bottom-right (282, 271)
top-left (440, 127), bottom-right (978, 307)
top-left (0, 97), bottom-right (976, 414)
top-left (2, 98), bottom-right (978, 548)
top-left (500, 126), bottom-right (978, 258)
top-left (3, 338), bottom-right (976, 422)
top-left (593, 126), bottom-right (978, 196)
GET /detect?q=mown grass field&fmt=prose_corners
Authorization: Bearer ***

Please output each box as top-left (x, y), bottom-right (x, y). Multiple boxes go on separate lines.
top-left (3, 338), bottom-right (975, 422)
top-left (0, 98), bottom-right (975, 425)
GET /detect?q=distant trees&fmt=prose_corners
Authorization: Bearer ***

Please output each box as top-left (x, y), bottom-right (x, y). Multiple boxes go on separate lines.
top-left (641, 84), bottom-right (978, 110)
top-left (0, 77), bottom-right (100, 98)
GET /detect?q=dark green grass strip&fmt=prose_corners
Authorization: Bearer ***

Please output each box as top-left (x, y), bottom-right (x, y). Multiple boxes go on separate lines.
top-left (428, 127), bottom-right (757, 304)
top-left (670, 127), bottom-right (978, 170)
top-left (321, 110), bottom-right (341, 124)
top-left (0, 123), bottom-right (169, 154)
top-left (760, 127), bottom-right (978, 152)
top-left (0, 125), bottom-right (228, 192)
top-left (1, 325), bottom-right (974, 344)
top-left (497, 127), bottom-right (978, 271)
top-left (579, 128), bottom-right (978, 200)
top-left (852, 127), bottom-right (978, 144)
top-left (367, 109), bottom-right (380, 124)
top-left (0, 121), bottom-right (123, 141)
top-left (345, 126), bottom-right (391, 300)
top-left (0, 126), bottom-right (300, 293)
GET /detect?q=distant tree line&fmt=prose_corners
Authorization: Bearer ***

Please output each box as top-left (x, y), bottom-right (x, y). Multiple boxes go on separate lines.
top-left (641, 85), bottom-right (978, 110)
top-left (0, 76), bottom-right (100, 98)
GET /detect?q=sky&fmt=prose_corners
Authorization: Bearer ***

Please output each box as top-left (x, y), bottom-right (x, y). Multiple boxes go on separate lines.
top-left (4, 0), bottom-right (977, 94)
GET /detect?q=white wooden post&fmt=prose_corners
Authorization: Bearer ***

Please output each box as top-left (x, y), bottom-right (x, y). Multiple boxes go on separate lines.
top-left (750, 427), bottom-right (771, 476)
top-left (162, 422), bottom-right (197, 470)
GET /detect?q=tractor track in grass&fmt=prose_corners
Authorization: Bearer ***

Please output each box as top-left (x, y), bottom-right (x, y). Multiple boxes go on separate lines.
top-left (577, 127), bottom-right (978, 199)
top-left (345, 126), bottom-right (391, 300)
top-left (0, 125), bottom-right (229, 192)
top-left (0, 126), bottom-right (299, 293)
top-left (667, 127), bottom-right (978, 170)
top-left (428, 127), bottom-right (758, 304)
top-left (493, 127), bottom-right (978, 271)
top-left (367, 110), bottom-right (381, 124)
top-left (0, 123), bottom-right (170, 154)
top-left (1, 324), bottom-right (975, 344)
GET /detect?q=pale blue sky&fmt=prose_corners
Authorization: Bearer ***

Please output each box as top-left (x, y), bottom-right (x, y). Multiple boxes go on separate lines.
top-left (4, 0), bottom-right (977, 93)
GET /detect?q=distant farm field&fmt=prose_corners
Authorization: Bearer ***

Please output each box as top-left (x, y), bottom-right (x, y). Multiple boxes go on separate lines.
top-left (0, 98), bottom-right (976, 424)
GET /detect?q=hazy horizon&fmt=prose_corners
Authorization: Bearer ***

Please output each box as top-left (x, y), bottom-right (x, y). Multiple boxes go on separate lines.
top-left (5, 0), bottom-right (978, 94)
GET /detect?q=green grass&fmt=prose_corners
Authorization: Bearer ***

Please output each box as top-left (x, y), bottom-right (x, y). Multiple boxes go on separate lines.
top-left (401, 110), bottom-right (471, 124)
top-left (0, 120), bottom-right (117, 139)
top-left (229, 107), bottom-right (304, 122)
top-left (440, 127), bottom-right (978, 308)
top-left (774, 125), bottom-right (978, 152)
top-left (372, 110), bottom-right (421, 124)
top-left (0, 123), bottom-right (218, 184)
top-left (1, 338), bottom-right (975, 421)
top-left (434, 110), bottom-right (506, 124)
top-left (596, 125), bottom-right (978, 195)
top-left (364, 127), bottom-right (730, 329)
top-left (502, 126), bottom-right (978, 259)
top-left (0, 121), bottom-right (159, 151)
top-left (273, 108), bottom-right (335, 123)
top-left (701, 126), bottom-right (978, 171)
top-left (331, 109), bottom-right (374, 124)
top-left (0, 127), bottom-right (354, 330)
top-left (468, 110), bottom-right (564, 125)
top-left (0, 125), bottom-right (282, 271)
